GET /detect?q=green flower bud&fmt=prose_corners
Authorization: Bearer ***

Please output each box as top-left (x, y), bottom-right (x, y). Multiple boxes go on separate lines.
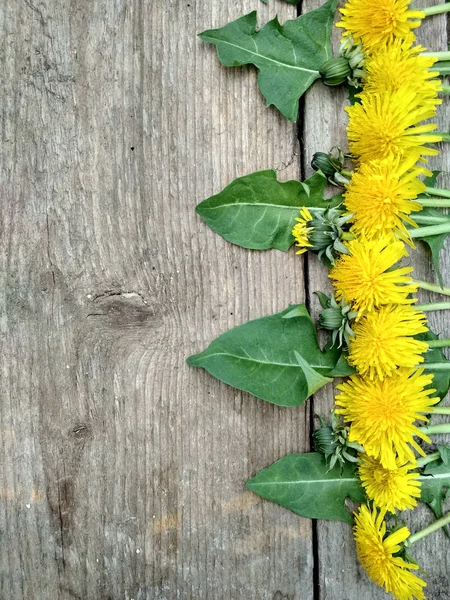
top-left (320, 57), bottom-right (352, 87)
top-left (318, 294), bottom-right (358, 347)
top-left (313, 426), bottom-right (337, 457)
top-left (314, 411), bottom-right (362, 471)
top-left (311, 152), bottom-right (341, 178)
top-left (319, 307), bottom-right (346, 331)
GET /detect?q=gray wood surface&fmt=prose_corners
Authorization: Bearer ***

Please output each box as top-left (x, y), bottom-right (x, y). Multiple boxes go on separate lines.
top-left (1, 0), bottom-right (449, 599)
top-left (0, 0), bottom-right (315, 598)
top-left (303, 1), bottom-right (450, 598)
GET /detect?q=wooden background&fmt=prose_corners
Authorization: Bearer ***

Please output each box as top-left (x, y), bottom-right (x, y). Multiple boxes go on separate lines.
top-left (1, 0), bottom-right (449, 598)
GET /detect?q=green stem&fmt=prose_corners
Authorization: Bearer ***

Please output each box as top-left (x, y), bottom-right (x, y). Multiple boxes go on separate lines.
top-left (414, 280), bottom-right (450, 296)
top-left (419, 423), bottom-right (450, 434)
top-left (406, 513), bottom-right (450, 547)
top-left (422, 49), bottom-right (450, 60)
top-left (417, 302), bottom-right (450, 311)
top-left (414, 215), bottom-right (449, 226)
top-left (422, 3), bottom-right (450, 17)
top-left (425, 187), bottom-right (450, 199)
top-left (341, 169), bottom-right (353, 178)
top-left (419, 197), bottom-right (450, 207)
top-left (341, 232), bottom-right (356, 241)
top-left (416, 451), bottom-right (441, 467)
top-left (431, 407), bottom-right (450, 414)
top-left (423, 363), bottom-right (450, 370)
top-left (441, 84), bottom-right (450, 94)
top-left (435, 63), bottom-right (450, 75)
top-left (409, 222), bottom-right (450, 237)
top-left (436, 131), bottom-right (450, 142)
top-left (428, 342), bottom-right (450, 351)
top-left (428, 339), bottom-right (450, 348)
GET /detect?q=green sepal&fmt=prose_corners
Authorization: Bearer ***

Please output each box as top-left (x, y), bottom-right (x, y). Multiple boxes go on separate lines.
top-left (187, 304), bottom-right (339, 407)
top-left (314, 291), bottom-right (331, 309)
top-left (199, 0), bottom-right (338, 121)
top-left (246, 452), bottom-right (366, 523)
top-left (195, 170), bottom-right (328, 250)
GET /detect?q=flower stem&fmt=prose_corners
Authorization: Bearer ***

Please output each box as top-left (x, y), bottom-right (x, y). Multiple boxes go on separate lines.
top-left (419, 423), bottom-right (450, 434)
top-left (416, 451), bottom-right (441, 467)
top-left (405, 513), bottom-right (450, 548)
top-left (414, 280), bottom-right (450, 296)
top-left (441, 84), bottom-right (450, 94)
top-left (409, 222), bottom-right (450, 237)
top-left (425, 187), bottom-right (450, 199)
top-left (423, 363), bottom-right (450, 370)
top-left (422, 3), bottom-right (450, 17)
top-left (431, 406), bottom-right (450, 414)
top-left (418, 197), bottom-right (450, 207)
top-left (341, 169), bottom-right (353, 178)
top-left (417, 302), bottom-right (450, 311)
top-left (422, 50), bottom-right (450, 60)
top-left (428, 339), bottom-right (450, 348)
top-left (436, 131), bottom-right (450, 142)
top-left (341, 232), bottom-right (356, 241)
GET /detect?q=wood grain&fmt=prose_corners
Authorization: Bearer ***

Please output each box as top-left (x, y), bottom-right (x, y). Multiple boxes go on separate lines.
top-left (302, 1), bottom-right (450, 598)
top-left (0, 1), bottom-right (311, 598)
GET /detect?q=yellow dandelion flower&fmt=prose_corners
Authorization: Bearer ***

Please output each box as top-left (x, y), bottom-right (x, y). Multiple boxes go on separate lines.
top-left (348, 305), bottom-right (429, 380)
top-left (346, 86), bottom-right (442, 163)
top-left (292, 207), bottom-right (313, 255)
top-left (354, 505), bottom-right (426, 600)
top-left (344, 154), bottom-right (426, 243)
top-left (358, 455), bottom-right (421, 513)
top-left (335, 368), bottom-right (438, 469)
top-left (363, 39), bottom-right (442, 110)
top-left (337, 0), bottom-right (424, 52)
top-left (329, 236), bottom-right (417, 314)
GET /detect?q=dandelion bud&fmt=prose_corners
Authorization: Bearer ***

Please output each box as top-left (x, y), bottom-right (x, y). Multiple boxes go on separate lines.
top-left (311, 152), bottom-right (341, 178)
top-left (314, 425), bottom-right (337, 457)
top-left (320, 57), bottom-right (352, 87)
top-left (318, 295), bottom-right (357, 347)
top-left (319, 307), bottom-right (345, 331)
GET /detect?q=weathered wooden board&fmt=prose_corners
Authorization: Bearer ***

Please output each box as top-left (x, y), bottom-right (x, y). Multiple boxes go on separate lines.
top-left (302, 0), bottom-right (450, 598)
top-left (0, 0), bottom-right (313, 598)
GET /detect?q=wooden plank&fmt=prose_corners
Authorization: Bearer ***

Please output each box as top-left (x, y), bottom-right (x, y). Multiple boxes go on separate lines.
top-left (0, 0), bottom-right (314, 598)
top-left (302, 1), bottom-right (450, 598)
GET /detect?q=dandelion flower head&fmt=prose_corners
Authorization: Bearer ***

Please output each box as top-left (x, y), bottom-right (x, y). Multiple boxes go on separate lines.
top-left (346, 85), bottom-right (441, 163)
top-left (348, 305), bottom-right (429, 380)
top-left (344, 154), bottom-right (426, 243)
top-left (292, 207), bottom-right (313, 255)
top-left (337, 0), bottom-right (425, 52)
top-left (358, 455), bottom-right (421, 513)
top-left (336, 368), bottom-right (438, 469)
top-left (363, 40), bottom-right (442, 109)
top-left (329, 236), bottom-right (417, 314)
top-left (354, 505), bottom-right (426, 600)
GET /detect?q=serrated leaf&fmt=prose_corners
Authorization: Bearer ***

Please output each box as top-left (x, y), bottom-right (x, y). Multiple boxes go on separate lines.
top-left (417, 172), bottom-right (447, 285)
top-left (414, 207), bottom-right (449, 287)
top-left (330, 352), bottom-right (357, 377)
top-left (438, 445), bottom-right (450, 466)
top-left (418, 330), bottom-right (450, 400)
top-left (294, 351), bottom-right (333, 396)
top-left (246, 452), bottom-right (365, 523)
top-left (196, 170), bottom-right (328, 250)
top-left (420, 461), bottom-right (450, 537)
top-left (187, 304), bottom-right (340, 407)
top-left (199, 1), bottom-right (337, 121)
